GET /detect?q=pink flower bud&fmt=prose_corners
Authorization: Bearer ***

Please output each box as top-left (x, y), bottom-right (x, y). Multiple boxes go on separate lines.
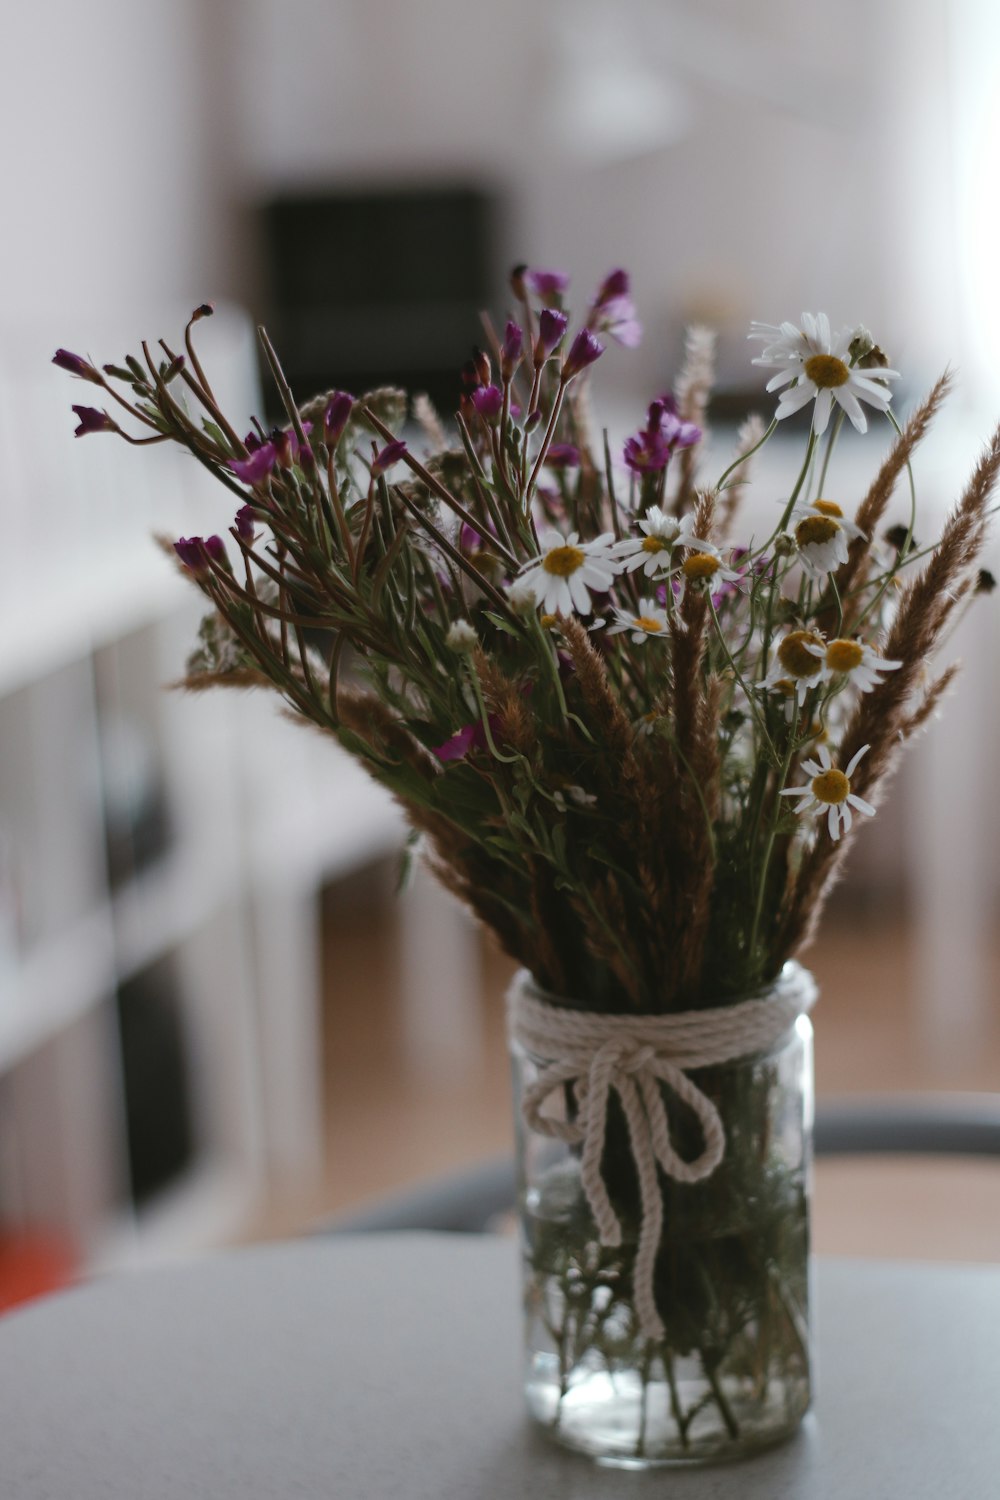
top-left (371, 440), bottom-right (407, 475)
top-left (561, 329), bottom-right (605, 381)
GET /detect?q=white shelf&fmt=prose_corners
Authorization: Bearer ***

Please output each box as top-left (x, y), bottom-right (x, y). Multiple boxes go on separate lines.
top-left (0, 542), bottom-right (189, 700)
top-left (91, 1158), bottom-right (260, 1274)
top-left (111, 842), bottom-right (241, 985)
top-left (0, 910), bottom-right (116, 1072)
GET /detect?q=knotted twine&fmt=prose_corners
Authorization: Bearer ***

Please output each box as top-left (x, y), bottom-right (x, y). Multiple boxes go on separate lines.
top-left (507, 963), bottom-right (816, 1342)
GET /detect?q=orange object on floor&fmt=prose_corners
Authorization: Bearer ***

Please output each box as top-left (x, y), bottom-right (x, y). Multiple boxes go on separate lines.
top-left (0, 1232), bottom-right (78, 1314)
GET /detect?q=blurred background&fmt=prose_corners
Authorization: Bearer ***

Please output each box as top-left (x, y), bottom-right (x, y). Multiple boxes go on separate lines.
top-left (2, 0), bottom-right (999, 1308)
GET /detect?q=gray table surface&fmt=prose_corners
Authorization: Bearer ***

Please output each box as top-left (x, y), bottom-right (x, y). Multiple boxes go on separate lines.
top-left (0, 1233), bottom-right (996, 1498)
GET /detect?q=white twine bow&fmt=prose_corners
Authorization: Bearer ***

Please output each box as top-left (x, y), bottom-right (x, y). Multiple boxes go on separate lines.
top-left (508, 964), bottom-right (815, 1342)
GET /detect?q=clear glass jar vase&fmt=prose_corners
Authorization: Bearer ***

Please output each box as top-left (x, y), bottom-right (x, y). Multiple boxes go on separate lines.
top-left (510, 963), bottom-right (814, 1467)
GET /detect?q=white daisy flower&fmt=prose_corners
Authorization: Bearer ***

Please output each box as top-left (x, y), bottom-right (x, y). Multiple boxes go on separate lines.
top-left (788, 498), bottom-right (867, 578)
top-left (513, 529), bottom-right (620, 617)
top-left (751, 312), bottom-right (900, 435)
top-left (764, 629), bottom-right (828, 706)
top-left (779, 743), bottom-right (875, 841)
top-left (824, 637), bottom-right (903, 692)
top-left (675, 547), bottom-right (743, 604)
top-left (612, 506), bottom-right (711, 577)
top-left (748, 318), bottom-right (815, 362)
top-left (607, 597), bottom-right (670, 644)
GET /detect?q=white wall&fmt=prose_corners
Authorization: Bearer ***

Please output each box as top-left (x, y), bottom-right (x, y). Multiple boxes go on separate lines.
top-left (1, 0), bottom-right (224, 326)
top-left (5, 0), bottom-right (978, 397)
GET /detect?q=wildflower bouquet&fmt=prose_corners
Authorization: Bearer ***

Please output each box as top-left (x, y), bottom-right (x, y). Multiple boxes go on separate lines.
top-left (56, 273), bottom-right (998, 1463)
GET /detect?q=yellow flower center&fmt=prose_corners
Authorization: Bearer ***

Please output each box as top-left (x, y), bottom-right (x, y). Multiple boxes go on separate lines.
top-left (778, 629), bottom-right (825, 678)
top-left (642, 535), bottom-right (668, 553)
top-left (811, 768), bottom-right (850, 805)
top-left (634, 615), bottom-right (664, 633)
top-left (804, 354), bottom-right (850, 388)
top-left (539, 613), bottom-right (557, 629)
top-left (826, 639), bottom-right (864, 672)
top-left (796, 516), bottom-right (839, 547)
top-left (543, 545), bottom-right (585, 577)
top-left (682, 552), bottom-right (720, 580)
top-left (813, 498), bottom-right (845, 518)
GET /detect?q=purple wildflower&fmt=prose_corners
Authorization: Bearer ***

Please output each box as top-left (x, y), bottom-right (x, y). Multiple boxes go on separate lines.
top-left (432, 713), bottom-right (504, 764)
top-left (545, 444), bottom-right (580, 469)
top-left (175, 534), bottom-right (229, 573)
top-left (53, 349), bottom-right (102, 384)
top-left (623, 431), bottom-right (671, 473)
top-left (230, 444), bottom-right (277, 486)
top-left (561, 329), bottom-right (605, 381)
top-left (244, 430), bottom-right (265, 453)
top-left (501, 320), bottom-right (523, 379)
top-left (72, 405), bottom-right (117, 437)
top-left (535, 309), bottom-right (568, 362)
top-left (270, 427), bottom-right (292, 468)
top-left (594, 269), bottom-right (630, 307)
top-left (598, 295), bottom-right (642, 349)
top-left (647, 394), bottom-right (679, 426)
top-left (234, 505), bottom-right (256, 541)
top-left (371, 440), bottom-right (407, 475)
top-left (471, 384), bottom-right (504, 422)
top-left (660, 410), bottom-right (702, 451)
top-left (624, 402), bottom-right (702, 472)
top-left (526, 268), bottom-right (570, 302)
top-left (323, 391), bottom-right (354, 446)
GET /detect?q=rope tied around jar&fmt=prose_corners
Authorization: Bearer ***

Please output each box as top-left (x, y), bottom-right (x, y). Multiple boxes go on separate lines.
top-left (508, 964), bottom-right (816, 1342)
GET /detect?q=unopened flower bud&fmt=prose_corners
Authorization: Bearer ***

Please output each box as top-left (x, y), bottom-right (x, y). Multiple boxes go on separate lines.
top-left (270, 427), bottom-right (292, 468)
top-left (534, 309), bottom-right (568, 362)
top-left (561, 328), bottom-right (605, 381)
top-left (53, 349), bottom-right (102, 383)
top-left (773, 532), bottom-right (796, 557)
top-left (471, 384), bottom-right (504, 423)
top-left (524, 408), bottom-right (542, 434)
top-left (501, 320), bottom-right (523, 380)
top-left (445, 619), bottom-right (478, 653)
top-left (545, 444), bottom-right (580, 469)
top-left (203, 534), bottom-right (231, 571)
top-left (848, 325), bottom-right (875, 362)
top-left (175, 535), bottom-right (228, 573)
top-left (976, 568), bottom-right (997, 594)
top-left (509, 263), bottom-right (528, 301)
top-left (192, 303), bottom-right (214, 321)
top-left (594, 268), bottom-right (629, 307)
top-left (472, 347), bottom-right (492, 387)
top-left (371, 440), bottom-right (407, 475)
top-left (883, 523), bottom-right (914, 552)
top-left (323, 391), bottom-right (354, 446)
top-left (506, 577), bottom-right (539, 616)
top-left (526, 268), bottom-right (570, 303)
top-left (234, 504), bottom-right (256, 541)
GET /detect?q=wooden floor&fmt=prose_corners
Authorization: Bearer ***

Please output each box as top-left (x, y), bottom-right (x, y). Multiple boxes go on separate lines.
top-left (253, 862), bottom-right (1000, 1263)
